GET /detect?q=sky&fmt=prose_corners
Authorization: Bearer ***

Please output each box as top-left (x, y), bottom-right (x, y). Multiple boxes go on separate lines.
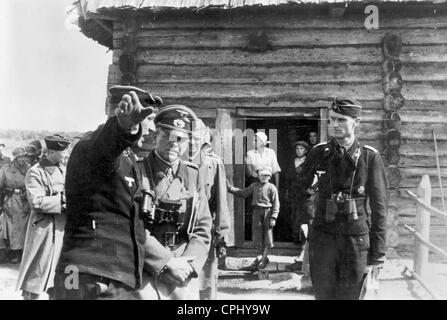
top-left (0, 0), bottom-right (112, 132)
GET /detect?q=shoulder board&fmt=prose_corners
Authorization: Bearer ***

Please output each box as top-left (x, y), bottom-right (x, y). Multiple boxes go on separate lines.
top-left (363, 145), bottom-right (378, 153)
top-left (204, 151), bottom-right (220, 160)
top-left (313, 142), bottom-right (327, 148)
top-left (183, 160), bottom-right (199, 170)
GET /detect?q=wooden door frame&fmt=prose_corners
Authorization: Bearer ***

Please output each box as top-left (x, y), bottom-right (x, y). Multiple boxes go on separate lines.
top-left (217, 107), bottom-right (329, 249)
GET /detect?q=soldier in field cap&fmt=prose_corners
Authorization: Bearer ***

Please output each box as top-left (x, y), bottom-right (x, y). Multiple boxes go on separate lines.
top-left (297, 96), bottom-right (388, 300)
top-left (17, 134), bottom-right (70, 299)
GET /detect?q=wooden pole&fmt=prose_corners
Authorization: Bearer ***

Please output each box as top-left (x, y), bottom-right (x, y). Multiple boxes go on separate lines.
top-left (414, 175), bottom-right (431, 278)
top-left (433, 129), bottom-right (447, 225)
top-left (402, 267), bottom-right (441, 300)
top-left (404, 225), bottom-right (447, 260)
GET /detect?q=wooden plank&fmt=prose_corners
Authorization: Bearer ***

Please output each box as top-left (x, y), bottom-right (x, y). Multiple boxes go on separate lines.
top-left (216, 108), bottom-right (237, 246)
top-left (122, 82), bottom-right (386, 100)
top-left (111, 60), bottom-right (447, 83)
top-left (115, 14), bottom-right (447, 30)
top-left (399, 122), bottom-right (447, 141)
top-left (113, 28), bottom-right (447, 49)
top-left (399, 167), bottom-right (447, 188)
top-left (135, 64), bottom-right (383, 83)
top-left (113, 45), bottom-right (447, 65)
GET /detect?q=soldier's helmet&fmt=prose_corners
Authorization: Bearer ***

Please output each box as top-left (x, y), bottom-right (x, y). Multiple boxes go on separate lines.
top-left (12, 147), bottom-right (26, 161)
top-left (154, 105), bottom-right (199, 139)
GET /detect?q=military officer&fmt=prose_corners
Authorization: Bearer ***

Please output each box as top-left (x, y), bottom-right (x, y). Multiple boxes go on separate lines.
top-left (54, 86), bottom-right (189, 300)
top-left (188, 118), bottom-right (230, 300)
top-left (139, 105), bottom-right (212, 300)
top-left (297, 97), bottom-right (387, 300)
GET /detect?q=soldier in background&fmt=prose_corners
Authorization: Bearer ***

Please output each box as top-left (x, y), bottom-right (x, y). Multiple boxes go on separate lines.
top-left (297, 97), bottom-right (387, 299)
top-left (0, 143), bottom-right (11, 169)
top-left (188, 118), bottom-right (230, 300)
top-left (0, 147), bottom-right (30, 264)
top-left (17, 135), bottom-right (70, 300)
top-left (139, 105), bottom-right (212, 300)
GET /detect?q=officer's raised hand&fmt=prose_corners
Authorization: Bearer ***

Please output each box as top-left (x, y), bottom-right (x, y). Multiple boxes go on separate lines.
top-left (115, 91), bottom-right (155, 134)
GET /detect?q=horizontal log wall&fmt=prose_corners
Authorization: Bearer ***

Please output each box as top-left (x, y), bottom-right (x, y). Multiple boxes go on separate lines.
top-left (108, 6), bottom-right (447, 259)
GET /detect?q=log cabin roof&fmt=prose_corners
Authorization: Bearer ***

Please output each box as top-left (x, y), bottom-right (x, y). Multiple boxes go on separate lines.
top-left (69, 0), bottom-right (447, 48)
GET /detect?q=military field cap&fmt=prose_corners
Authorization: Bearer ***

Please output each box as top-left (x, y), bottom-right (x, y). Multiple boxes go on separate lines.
top-left (109, 85), bottom-right (163, 108)
top-left (330, 96), bottom-right (363, 118)
top-left (155, 105), bottom-right (198, 138)
top-left (258, 168), bottom-right (272, 176)
top-left (12, 147), bottom-right (26, 160)
top-left (44, 134), bottom-right (70, 151)
top-left (294, 140), bottom-right (309, 150)
top-left (255, 132), bottom-right (270, 145)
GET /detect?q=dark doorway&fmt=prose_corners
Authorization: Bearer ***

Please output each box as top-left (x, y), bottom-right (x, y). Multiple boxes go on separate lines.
top-left (244, 117), bottom-right (319, 242)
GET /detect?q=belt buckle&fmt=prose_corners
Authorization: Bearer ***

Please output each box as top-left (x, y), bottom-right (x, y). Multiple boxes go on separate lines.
top-left (165, 232), bottom-right (177, 247)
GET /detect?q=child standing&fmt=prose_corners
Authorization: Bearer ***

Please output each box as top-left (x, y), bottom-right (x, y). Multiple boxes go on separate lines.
top-left (227, 168), bottom-right (279, 269)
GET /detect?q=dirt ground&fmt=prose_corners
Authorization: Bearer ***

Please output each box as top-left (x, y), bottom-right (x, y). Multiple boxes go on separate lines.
top-left (1, 258), bottom-right (446, 300)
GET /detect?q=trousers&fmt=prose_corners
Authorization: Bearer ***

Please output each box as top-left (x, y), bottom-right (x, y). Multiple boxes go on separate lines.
top-left (53, 272), bottom-right (140, 300)
top-left (309, 228), bottom-right (369, 300)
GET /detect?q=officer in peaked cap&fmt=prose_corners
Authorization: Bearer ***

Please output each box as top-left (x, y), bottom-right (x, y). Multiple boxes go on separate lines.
top-left (139, 105), bottom-right (212, 300)
top-left (296, 96), bottom-right (388, 300)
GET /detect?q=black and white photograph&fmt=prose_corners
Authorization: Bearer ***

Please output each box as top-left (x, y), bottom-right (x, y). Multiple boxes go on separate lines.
top-left (1, 0), bottom-right (447, 304)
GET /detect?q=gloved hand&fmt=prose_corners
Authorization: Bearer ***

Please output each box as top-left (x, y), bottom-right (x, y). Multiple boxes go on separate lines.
top-left (269, 217), bottom-right (276, 228)
top-left (115, 91), bottom-right (156, 134)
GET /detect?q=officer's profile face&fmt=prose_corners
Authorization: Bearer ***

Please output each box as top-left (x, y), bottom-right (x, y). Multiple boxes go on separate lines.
top-left (48, 149), bottom-right (68, 165)
top-left (134, 114), bottom-right (156, 149)
top-left (155, 127), bottom-right (189, 162)
top-left (191, 130), bottom-right (205, 155)
top-left (330, 111), bottom-right (359, 138)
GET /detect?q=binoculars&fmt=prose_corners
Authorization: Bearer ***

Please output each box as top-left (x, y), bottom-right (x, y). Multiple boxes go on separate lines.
top-left (325, 193), bottom-right (358, 223)
top-left (141, 190), bottom-right (155, 228)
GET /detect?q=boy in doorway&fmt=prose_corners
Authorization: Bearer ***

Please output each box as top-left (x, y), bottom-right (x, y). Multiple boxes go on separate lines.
top-left (227, 168), bottom-right (280, 270)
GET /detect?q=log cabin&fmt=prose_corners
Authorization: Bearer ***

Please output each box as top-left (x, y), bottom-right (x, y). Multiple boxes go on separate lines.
top-left (69, 0), bottom-right (447, 260)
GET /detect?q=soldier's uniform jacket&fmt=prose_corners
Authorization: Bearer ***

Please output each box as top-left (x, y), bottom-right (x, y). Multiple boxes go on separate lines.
top-left (0, 155), bottom-right (11, 170)
top-left (57, 117), bottom-right (171, 290)
top-left (0, 161), bottom-right (29, 250)
top-left (196, 150), bottom-right (230, 245)
top-left (144, 150), bottom-right (212, 275)
top-left (298, 138), bottom-right (388, 263)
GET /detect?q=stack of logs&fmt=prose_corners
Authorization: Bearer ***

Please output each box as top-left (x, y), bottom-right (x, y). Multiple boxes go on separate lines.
top-left (382, 33), bottom-right (404, 253)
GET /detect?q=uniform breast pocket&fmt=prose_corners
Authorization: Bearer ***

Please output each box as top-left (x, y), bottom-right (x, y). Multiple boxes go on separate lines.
top-left (354, 234), bottom-right (370, 252)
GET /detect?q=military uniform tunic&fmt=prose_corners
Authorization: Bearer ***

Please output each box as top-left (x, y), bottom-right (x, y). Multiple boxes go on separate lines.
top-left (195, 149), bottom-right (230, 299)
top-left (298, 138), bottom-right (387, 300)
top-left (55, 117), bottom-right (172, 296)
top-left (0, 162), bottom-right (29, 250)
